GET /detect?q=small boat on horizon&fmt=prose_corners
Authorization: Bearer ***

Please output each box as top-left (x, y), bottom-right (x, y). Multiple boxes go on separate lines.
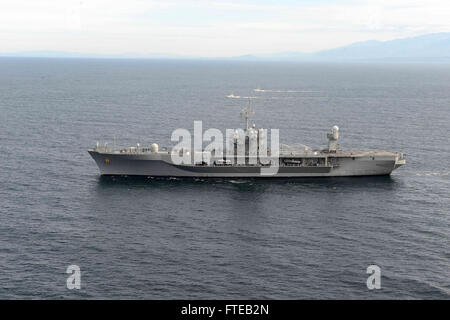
top-left (227, 92), bottom-right (240, 98)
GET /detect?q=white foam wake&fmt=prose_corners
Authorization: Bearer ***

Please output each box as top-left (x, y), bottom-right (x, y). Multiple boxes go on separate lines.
top-left (226, 95), bottom-right (258, 99)
top-left (415, 171), bottom-right (450, 176)
top-left (253, 88), bottom-right (319, 93)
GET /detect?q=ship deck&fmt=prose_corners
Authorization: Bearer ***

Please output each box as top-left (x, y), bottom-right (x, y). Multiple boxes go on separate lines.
top-left (90, 148), bottom-right (398, 158)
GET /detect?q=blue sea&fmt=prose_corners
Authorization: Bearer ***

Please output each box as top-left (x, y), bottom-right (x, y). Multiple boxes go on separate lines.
top-left (0, 58), bottom-right (448, 299)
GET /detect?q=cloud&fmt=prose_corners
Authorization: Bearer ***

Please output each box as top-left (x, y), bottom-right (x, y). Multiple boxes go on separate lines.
top-left (1, 0), bottom-right (450, 56)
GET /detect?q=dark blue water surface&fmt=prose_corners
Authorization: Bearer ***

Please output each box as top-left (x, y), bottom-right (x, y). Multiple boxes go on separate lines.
top-left (0, 58), bottom-right (449, 299)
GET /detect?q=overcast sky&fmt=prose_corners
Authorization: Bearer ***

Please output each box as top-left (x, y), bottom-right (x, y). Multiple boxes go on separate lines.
top-left (1, 0), bottom-right (450, 57)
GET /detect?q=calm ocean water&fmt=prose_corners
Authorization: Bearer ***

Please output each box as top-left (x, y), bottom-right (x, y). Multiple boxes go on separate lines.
top-left (0, 58), bottom-right (449, 299)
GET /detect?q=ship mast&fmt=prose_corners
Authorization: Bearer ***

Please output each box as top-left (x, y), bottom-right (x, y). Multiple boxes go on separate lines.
top-left (241, 97), bottom-right (253, 131)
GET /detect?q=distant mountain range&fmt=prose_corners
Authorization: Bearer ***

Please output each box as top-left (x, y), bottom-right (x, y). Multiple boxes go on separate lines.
top-left (0, 51), bottom-right (192, 60)
top-left (2, 33), bottom-right (450, 62)
top-left (233, 33), bottom-right (450, 62)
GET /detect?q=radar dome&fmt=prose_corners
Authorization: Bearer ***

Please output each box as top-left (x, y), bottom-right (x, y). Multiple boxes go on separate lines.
top-left (332, 126), bottom-right (339, 140)
top-left (151, 143), bottom-right (159, 152)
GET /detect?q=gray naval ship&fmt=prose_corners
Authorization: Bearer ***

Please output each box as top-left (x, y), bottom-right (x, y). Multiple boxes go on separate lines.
top-left (88, 104), bottom-right (405, 178)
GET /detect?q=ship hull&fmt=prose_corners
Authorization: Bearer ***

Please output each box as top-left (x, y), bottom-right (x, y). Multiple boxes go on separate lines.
top-left (88, 151), bottom-right (404, 177)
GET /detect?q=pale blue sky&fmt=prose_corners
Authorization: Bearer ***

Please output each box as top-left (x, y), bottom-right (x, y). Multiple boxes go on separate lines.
top-left (1, 0), bottom-right (449, 56)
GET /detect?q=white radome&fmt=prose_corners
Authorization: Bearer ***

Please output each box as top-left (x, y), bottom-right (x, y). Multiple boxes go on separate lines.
top-left (151, 143), bottom-right (159, 153)
top-left (332, 126), bottom-right (339, 140)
